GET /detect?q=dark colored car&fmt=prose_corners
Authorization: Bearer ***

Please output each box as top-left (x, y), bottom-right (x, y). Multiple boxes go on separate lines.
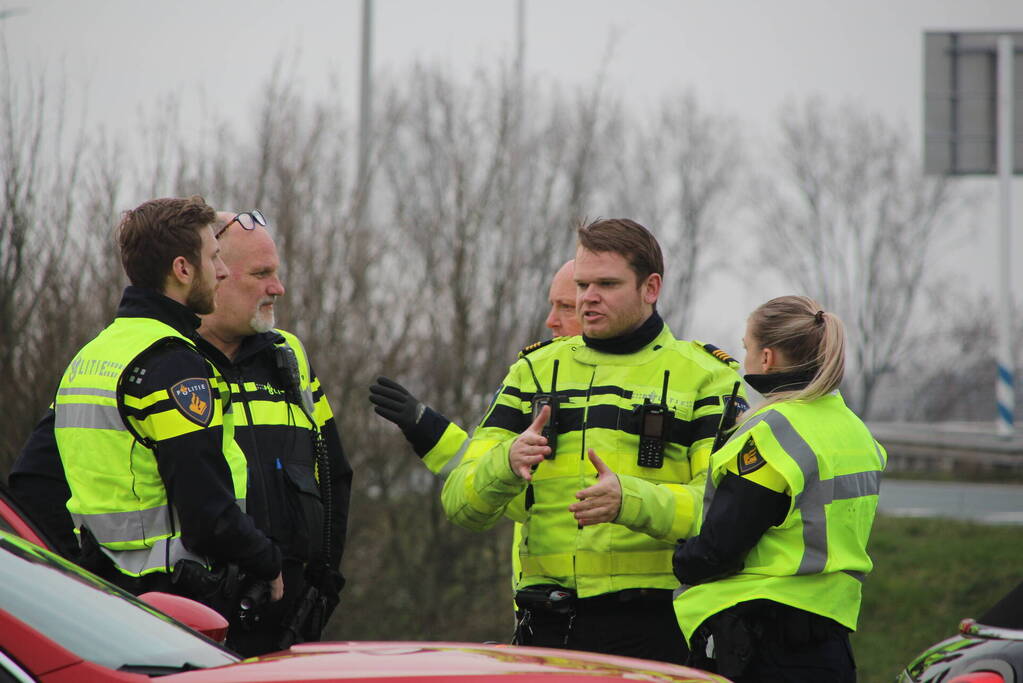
top-left (898, 581), bottom-right (1023, 683)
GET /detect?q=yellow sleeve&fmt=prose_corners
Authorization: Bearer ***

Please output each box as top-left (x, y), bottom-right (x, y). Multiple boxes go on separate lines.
top-left (440, 362), bottom-right (530, 530)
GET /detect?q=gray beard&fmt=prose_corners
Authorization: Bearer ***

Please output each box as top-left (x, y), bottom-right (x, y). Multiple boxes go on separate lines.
top-left (250, 310), bottom-right (275, 334)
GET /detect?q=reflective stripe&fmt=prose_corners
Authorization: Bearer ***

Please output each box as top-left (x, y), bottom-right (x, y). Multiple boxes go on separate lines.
top-left (521, 549), bottom-right (672, 578)
top-left (57, 387), bottom-right (118, 399)
top-left (763, 411), bottom-right (880, 575)
top-left (72, 506), bottom-right (174, 544)
top-left (54, 403), bottom-right (126, 431)
top-left (73, 498), bottom-right (245, 543)
top-left (834, 470), bottom-right (881, 499)
top-left (104, 537), bottom-right (205, 576)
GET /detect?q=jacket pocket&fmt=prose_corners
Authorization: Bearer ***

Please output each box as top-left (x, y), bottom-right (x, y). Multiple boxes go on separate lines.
top-left (281, 461), bottom-right (323, 562)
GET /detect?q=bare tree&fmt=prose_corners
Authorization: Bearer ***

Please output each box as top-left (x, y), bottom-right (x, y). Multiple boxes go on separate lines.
top-left (755, 98), bottom-right (965, 417)
top-left (613, 89), bottom-right (742, 334)
top-left (0, 54), bottom-right (122, 470)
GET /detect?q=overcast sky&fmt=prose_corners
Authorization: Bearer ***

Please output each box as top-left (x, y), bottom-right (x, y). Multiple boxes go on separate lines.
top-left (4, 0), bottom-right (1023, 346)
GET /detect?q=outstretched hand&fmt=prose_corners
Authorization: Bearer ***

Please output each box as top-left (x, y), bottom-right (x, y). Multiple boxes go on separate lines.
top-left (369, 376), bottom-right (424, 432)
top-left (569, 449), bottom-right (622, 526)
top-left (509, 405), bottom-right (551, 481)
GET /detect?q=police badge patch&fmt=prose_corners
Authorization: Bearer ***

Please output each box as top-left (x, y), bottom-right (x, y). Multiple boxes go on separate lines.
top-left (737, 436), bottom-right (766, 475)
top-left (169, 378), bottom-right (214, 427)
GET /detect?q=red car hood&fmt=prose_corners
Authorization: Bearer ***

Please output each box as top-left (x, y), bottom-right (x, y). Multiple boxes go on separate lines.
top-left (167, 641), bottom-right (728, 682)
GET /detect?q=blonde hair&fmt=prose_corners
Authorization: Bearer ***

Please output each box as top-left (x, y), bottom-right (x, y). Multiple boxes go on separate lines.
top-left (748, 295), bottom-right (845, 406)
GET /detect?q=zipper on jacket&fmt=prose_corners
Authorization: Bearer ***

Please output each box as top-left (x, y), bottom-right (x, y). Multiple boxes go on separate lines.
top-left (236, 370), bottom-right (273, 536)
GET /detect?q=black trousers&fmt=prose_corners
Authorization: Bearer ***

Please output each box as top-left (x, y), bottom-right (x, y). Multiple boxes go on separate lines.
top-left (689, 601), bottom-right (857, 683)
top-left (516, 591), bottom-right (689, 665)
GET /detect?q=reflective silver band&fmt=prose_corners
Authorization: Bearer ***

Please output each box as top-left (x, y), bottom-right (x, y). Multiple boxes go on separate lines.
top-left (73, 498), bottom-right (246, 543)
top-left (57, 387), bottom-right (118, 399)
top-left (72, 505), bottom-right (174, 543)
top-left (760, 411), bottom-right (881, 575)
top-left (54, 403), bottom-right (125, 431)
top-left (103, 537), bottom-right (206, 576)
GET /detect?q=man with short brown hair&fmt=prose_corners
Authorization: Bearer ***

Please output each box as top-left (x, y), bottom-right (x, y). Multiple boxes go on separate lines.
top-left (440, 218), bottom-right (745, 663)
top-left (49, 196), bottom-right (283, 609)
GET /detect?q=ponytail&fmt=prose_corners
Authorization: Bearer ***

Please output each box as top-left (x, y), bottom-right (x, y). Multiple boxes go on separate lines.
top-left (747, 295), bottom-right (845, 408)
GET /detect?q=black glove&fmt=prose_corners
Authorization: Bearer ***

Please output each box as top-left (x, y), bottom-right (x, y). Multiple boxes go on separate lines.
top-left (369, 376), bottom-right (426, 431)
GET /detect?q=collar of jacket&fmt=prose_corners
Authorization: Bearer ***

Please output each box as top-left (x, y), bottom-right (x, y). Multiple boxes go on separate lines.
top-left (115, 286), bottom-right (202, 339)
top-left (744, 368), bottom-right (816, 396)
top-left (583, 311), bottom-right (663, 354)
top-left (197, 329), bottom-right (286, 370)
top-left (572, 321), bottom-right (675, 367)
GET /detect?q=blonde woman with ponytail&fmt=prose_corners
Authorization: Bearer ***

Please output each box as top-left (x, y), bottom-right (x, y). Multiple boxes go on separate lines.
top-left (672, 296), bottom-right (886, 683)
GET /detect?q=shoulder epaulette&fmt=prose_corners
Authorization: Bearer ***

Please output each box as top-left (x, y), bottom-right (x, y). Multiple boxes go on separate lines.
top-left (519, 338), bottom-right (555, 358)
top-left (695, 341), bottom-right (739, 366)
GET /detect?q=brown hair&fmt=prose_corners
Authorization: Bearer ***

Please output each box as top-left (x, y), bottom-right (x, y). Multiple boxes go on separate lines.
top-left (577, 218), bottom-right (664, 284)
top-left (117, 196), bottom-right (216, 289)
top-left (748, 295), bottom-right (845, 405)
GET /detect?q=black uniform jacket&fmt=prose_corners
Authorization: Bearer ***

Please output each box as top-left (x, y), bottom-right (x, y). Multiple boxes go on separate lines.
top-left (197, 331), bottom-right (352, 576)
top-left (9, 287), bottom-right (281, 581)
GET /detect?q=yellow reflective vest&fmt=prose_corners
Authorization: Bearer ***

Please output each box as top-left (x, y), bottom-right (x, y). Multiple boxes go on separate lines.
top-left (674, 392), bottom-right (886, 641)
top-left (441, 325), bottom-right (742, 597)
top-left (54, 316), bottom-right (247, 577)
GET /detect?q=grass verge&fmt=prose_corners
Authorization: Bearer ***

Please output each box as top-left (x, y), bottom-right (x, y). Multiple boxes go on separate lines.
top-left (853, 514), bottom-right (1023, 682)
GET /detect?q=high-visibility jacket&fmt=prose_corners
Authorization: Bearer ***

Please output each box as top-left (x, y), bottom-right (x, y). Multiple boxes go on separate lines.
top-left (441, 325), bottom-right (742, 597)
top-left (674, 392), bottom-right (886, 641)
top-left (54, 314), bottom-right (247, 577)
top-left (202, 328), bottom-right (351, 569)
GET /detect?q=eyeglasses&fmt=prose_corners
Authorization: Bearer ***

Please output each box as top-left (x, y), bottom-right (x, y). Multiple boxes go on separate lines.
top-left (215, 209), bottom-right (266, 239)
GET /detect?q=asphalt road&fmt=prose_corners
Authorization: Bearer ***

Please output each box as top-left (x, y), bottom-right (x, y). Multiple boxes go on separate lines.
top-left (878, 479), bottom-right (1023, 525)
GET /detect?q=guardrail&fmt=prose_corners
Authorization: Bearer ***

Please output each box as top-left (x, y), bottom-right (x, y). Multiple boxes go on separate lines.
top-left (869, 422), bottom-right (1023, 476)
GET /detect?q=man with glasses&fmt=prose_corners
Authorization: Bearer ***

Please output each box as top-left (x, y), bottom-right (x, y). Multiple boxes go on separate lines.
top-left (197, 211), bottom-right (352, 655)
top-left (10, 196), bottom-right (284, 610)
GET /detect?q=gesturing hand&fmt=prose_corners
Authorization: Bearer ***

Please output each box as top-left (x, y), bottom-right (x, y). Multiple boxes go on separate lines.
top-left (569, 449), bottom-right (622, 526)
top-left (369, 376), bottom-right (424, 432)
top-left (509, 405), bottom-right (551, 481)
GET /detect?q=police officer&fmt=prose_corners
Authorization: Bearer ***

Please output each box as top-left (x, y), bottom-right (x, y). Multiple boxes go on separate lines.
top-left (440, 219), bottom-right (744, 664)
top-left (673, 296), bottom-right (886, 682)
top-left (368, 260), bottom-right (580, 618)
top-left (51, 196), bottom-right (283, 604)
top-left (198, 211), bottom-right (351, 655)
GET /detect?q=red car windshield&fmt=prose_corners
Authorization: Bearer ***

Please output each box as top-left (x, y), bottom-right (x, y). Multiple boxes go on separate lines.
top-left (0, 535), bottom-right (237, 672)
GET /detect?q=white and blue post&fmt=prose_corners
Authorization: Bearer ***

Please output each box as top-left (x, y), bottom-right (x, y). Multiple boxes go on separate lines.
top-left (996, 35), bottom-right (1015, 438)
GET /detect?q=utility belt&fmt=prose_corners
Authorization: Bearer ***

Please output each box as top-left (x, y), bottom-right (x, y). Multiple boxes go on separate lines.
top-left (172, 558), bottom-right (341, 649)
top-left (512, 585), bottom-right (674, 646)
top-left (515, 585), bottom-right (674, 614)
top-left (689, 600), bottom-right (850, 679)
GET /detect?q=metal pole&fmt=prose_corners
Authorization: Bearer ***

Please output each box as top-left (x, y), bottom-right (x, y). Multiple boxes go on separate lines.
top-left (509, 0), bottom-right (526, 244)
top-left (356, 0), bottom-right (374, 227)
top-left (996, 35), bottom-right (1015, 437)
